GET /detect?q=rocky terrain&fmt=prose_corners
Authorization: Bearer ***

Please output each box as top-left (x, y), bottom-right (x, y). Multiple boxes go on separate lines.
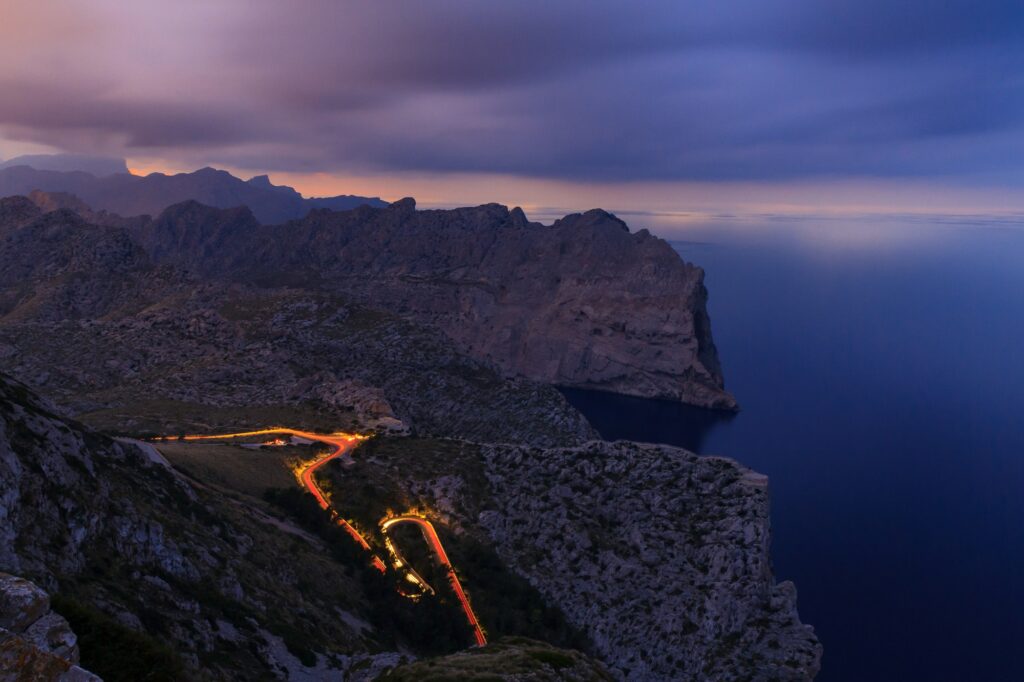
top-left (479, 441), bottom-right (821, 680)
top-left (0, 371), bottom-right (416, 679)
top-left (13, 192), bottom-right (735, 408)
top-left (0, 196), bottom-right (591, 445)
top-left (321, 437), bottom-right (821, 681)
top-left (0, 165), bottom-right (385, 224)
top-left (0, 189), bottom-right (818, 679)
top-left (0, 573), bottom-right (100, 681)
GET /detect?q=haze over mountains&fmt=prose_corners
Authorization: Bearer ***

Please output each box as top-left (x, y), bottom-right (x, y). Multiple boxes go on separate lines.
top-left (0, 153), bottom-right (128, 176)
top-left (0, 153), bottom-right (386, 223)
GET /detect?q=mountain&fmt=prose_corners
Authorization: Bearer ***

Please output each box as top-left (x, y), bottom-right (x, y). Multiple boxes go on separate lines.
top-left (0, 153), bottom-right (128, 177)
top-left (131, 198), bottom-right (736, 408)
top-left (0, 196), bottom-right (593, 445)
top-left (0, 165), bottom-right (386, 223)
top-left (0, 196), bottom-right (817, 679)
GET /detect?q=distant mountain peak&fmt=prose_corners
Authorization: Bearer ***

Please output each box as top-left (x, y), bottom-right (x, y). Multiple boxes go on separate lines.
top-left (0, 165), bottom-right (389, 223)
top-left (192, 166), bottom-right (231, 177)
top-left (388, 196), bottom-right (416, 212)
top-left (552, 208), bottom-right (630, 233)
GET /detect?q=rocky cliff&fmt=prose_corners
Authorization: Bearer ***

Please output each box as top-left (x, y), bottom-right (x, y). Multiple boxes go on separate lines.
top-left (130, 198), bottom-right (736, 408)
top-left (0, 195), bottom-right (817, 679)
top-left (479, 441), bottom-right (821, 680)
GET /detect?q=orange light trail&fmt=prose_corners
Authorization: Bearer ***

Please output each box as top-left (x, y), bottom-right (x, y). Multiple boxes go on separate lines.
top-left (158, 427), bottom-right (485, 646)
top-left (382, 515), bottom-right (487, 646)
top-left (165, 427), bottom-right (386, 573)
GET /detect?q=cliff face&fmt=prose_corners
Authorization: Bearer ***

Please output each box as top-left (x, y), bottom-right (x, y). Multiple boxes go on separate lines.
top-left (0, 196), bottom-right (815, 678)
top-left (132, 198), bottom-right (737, 409)
top-left (478, 441), bottom-right (821, 681)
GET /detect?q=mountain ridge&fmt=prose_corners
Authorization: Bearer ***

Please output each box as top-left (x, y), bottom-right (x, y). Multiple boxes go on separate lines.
top-left (0, 153), bottom-right (128, 177)
top-left (0, 165), bottom-right (386, 224)
top-left (130, 196), bottom-right (737, 408)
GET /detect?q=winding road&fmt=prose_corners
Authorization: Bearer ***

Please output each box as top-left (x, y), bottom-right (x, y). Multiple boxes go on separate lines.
top-left (171, 428), bottom-right (386, 572)
top-left (158, 427), bottom-right (486, 645)
top-left (382, 515), bottom-right (488, 647)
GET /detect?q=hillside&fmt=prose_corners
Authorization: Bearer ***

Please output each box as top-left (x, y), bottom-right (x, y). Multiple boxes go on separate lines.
top-left (0, 372), bottom-right (397, 679)
top-left (317, 436), bottom-right (822, 680)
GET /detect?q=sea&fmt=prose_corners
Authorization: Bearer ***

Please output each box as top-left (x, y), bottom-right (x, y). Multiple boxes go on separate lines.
top-left (562, 214), bottom-right (1024, 682)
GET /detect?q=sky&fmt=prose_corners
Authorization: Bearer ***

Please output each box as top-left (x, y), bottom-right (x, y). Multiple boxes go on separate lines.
top-left (1, 0), bottom-right (1023, 232)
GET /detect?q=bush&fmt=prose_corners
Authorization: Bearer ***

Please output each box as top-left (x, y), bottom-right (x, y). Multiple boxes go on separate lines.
top-left (50, 595), bottom-right (186, 682)
top-left (263, 486), bottom-right (472, 656)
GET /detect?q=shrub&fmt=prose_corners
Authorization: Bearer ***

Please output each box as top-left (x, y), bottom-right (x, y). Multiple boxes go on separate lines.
top-left (50, 595), bottom-right (186, 682)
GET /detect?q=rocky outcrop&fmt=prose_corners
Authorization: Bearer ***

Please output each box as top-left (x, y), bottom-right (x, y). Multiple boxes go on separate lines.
top-left (0, 193), bottom-right (735, 408)
top-left (477, 441), bottom-right (821, 681)
top-left (0, 573), bottom-right (100, 681)
top-left (290, 374), bottom-right (409, 434)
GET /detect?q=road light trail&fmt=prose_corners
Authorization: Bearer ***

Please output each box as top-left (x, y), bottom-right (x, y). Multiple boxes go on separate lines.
top-left (382, 515), bottom-right (487, 646)
top-left (164, 427), bottom-right (386, 572)
top-left (158, 427), bottom-right (485, 646)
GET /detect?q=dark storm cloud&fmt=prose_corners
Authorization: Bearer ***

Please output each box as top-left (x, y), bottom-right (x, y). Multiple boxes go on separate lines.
top-left (1, 0), bottom-right (1021, 182)
top-left (0, 79), bottom-right (260, 149)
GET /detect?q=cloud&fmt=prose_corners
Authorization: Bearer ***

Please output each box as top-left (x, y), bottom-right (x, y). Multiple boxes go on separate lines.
top-left (0, 0), bottom-right (1021, 183)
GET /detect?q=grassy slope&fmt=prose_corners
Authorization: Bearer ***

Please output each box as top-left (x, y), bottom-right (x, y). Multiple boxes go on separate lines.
top-left (156, 440), bottom-right (304, 498)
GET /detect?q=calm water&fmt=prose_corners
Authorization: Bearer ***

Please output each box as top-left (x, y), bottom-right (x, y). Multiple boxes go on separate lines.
top-left (563, 218), bottom-right (1024, 682)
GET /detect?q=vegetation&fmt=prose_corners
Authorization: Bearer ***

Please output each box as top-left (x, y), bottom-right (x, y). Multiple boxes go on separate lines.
top-left (77, 398), bottom-right (354, 437)
top-left (51, 595), bottom-right (187, 682)
top-left (317, 436), bottom-right (588, 651)
top-left (264, 486), bottom-right (473, 656)
top-left (157, 440), bottom-right (300, 498)
top-left (445, 534), bottom-right (587, 651)
top-left (379, 636), bottom-right (613, 681)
